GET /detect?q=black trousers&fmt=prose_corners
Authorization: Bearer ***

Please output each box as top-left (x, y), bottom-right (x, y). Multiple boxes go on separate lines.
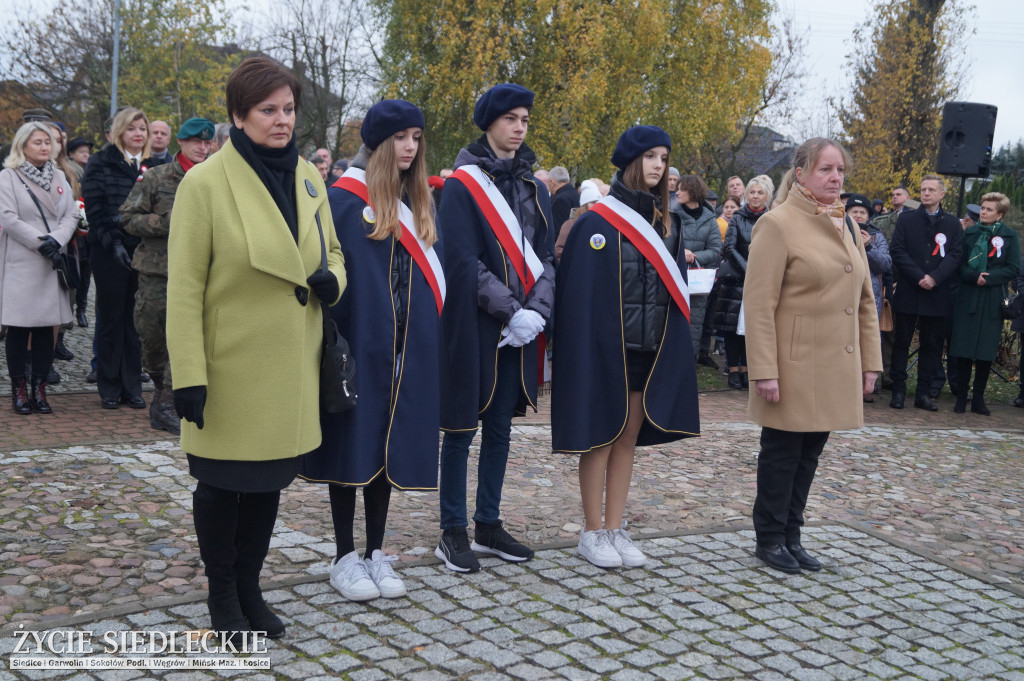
top-left (724, 332), bottom-right (747, 369)
top-left (752, 427), bottom-right (830, 546)
top-left (91, 248), bottom-right (142, 401)
top-left (889, 311), bottom-right (944, 393)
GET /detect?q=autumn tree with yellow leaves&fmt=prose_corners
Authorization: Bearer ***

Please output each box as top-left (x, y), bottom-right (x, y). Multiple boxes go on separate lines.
top-left (373, 0), bottom-right (777, 180)
top-left (837, 0), bottom-right (970, 203)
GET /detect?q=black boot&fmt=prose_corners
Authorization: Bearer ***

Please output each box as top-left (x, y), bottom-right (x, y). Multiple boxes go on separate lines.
top-left (234, 492), bottom-right (286, 639)
top-left (740, 371), bottom-right (749, 390)
top-left (192, 483), bottom-right (250, 648)
top-left (31, 377), bottom-right (52, 414)
top-left (1014, 387), bottom-right (1024, 408)
top-left (11, 378), bottom-right (32, 415)
top-left (54, 332), bottom-right (74, 361)
top-left (727, 371), bottom-right (742, 390)
top-left (953, 392), bottom-right (968, 413)
top-left (970, 364), bottom-right (991, 415)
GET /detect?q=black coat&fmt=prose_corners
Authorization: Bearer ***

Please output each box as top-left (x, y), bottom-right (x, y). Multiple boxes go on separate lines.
top-left (889, 205), bottom-right (963, 317)
top-left (551, 182), bottom-right (580, 230)
top-left (713, 204), bottom-right (763, 332)
top-left (82, 143), bottom-right (142, 254)
top-left (1013, 256), bottom-right (1024, 334)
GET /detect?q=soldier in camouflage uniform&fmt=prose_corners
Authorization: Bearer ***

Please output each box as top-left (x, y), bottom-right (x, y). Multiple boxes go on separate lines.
top-left (121, 118), bottom-right (215, 434)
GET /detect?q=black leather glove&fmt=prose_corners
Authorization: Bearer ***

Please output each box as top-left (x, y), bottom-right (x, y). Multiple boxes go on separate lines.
top-left (37, 235), bottom-right (61, 258)
top-left (173, 386), bottom-right (207, 430)
top-left (306, 270), bottom-right (339, 304)
top-left (112, 242), bottom-right (133, 270)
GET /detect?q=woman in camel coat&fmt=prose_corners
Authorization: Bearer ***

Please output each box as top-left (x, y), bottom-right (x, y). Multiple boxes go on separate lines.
top-left (744, 138), bottom-right (881, 575)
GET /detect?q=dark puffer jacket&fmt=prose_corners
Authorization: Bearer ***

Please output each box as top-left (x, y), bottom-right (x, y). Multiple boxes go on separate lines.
top-left (672, 202), bottom-right (722, 355)
top-left (82, 143), bottom-right (143, 255)
top-left (609, 174), bottom-right (681, 352)
top-left (713, 204), bottom-right (763, 333)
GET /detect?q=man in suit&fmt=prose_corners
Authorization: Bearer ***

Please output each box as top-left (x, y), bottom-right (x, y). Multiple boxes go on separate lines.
top-left (888, 175), bottom-right (963, 411)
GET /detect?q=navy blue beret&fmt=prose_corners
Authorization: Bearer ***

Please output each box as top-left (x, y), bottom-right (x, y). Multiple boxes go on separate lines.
top-left (473, 84), bottom-right (534, 131)
top-left (361, 99), bottom-right (425, 150)
top-left (611, 126), bottom-right (671, 169)
top-left (177, 117), bottom-right (215, 140)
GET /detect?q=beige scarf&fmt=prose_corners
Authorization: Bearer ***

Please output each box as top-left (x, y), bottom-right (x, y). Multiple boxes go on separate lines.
top-left (793, 182), bottom-right (846, 233)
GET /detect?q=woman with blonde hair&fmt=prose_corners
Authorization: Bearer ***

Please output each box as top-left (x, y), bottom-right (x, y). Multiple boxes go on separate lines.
top-left (0, 122), bottom-right (78, 413)
top-left (81, 106), bottom-right (150, 409)
top-left (714, 174), bottom-right (774, 389)
top-left (553, 126), bottom-right (700, 569)
top-left (301, 99), bottom-right (442, 601)
top-left (744, 138), bottom-right (880, 573)
top-left (950, 192), bottom-right (1020, 414)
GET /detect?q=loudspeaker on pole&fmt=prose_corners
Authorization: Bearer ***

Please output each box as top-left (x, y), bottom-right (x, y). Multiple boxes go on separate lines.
top-left (935, 102), bottom-right (998, 177)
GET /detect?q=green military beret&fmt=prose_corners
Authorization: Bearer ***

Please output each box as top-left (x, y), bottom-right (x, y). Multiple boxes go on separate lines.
top-left (177, 117), bottom-right (216, 141)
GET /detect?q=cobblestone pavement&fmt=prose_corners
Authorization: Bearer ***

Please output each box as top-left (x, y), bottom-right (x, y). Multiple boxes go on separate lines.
top-left (1, 325), bottom-right (1023, 678)
top-left (2, 526), bottom-right (1024, 680)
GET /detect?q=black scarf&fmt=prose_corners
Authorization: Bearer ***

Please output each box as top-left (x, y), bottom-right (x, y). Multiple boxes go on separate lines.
top-left (230, 126), bottom-right (299, 242)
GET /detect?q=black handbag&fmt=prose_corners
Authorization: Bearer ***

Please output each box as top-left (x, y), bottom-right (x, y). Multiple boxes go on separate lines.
top-left (313, 209), bottom-right (357, 413)
top-left (1002, 289), bottom-right (1024, 320)
top-left (15, 173), bottom-right (80, 290)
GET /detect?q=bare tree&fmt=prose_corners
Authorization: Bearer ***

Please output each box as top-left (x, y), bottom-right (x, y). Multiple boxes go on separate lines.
top-left (694, 15), bottom-right (808, 192)
top-left (259, 0), bottom-right (378, 156)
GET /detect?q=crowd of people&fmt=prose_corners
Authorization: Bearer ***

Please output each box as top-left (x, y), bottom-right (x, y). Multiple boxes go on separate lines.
top-left (1, 55), bottom-right (1022, 643)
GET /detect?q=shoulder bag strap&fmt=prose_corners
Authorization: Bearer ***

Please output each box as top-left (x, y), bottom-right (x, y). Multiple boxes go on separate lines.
top-left (13, 172), bottom-right (53, 234)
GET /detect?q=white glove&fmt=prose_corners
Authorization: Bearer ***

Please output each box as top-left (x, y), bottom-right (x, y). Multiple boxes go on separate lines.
top-left (498, 326), bottom-right (528, 348)
top-left (507, 308), bottom-right (545, 344)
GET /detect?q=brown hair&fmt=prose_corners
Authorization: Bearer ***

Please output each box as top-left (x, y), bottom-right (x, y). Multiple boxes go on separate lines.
top-left (776, 137), bottom-right (852, 203)
top-left (110, 107), bottom-right (151, 159)
top-left (980, 192), bottom-right (1010, 218)
top-left (226, 57), bottom-right (302, 124)
top-left (365, 130), bottom-right (436, 246)
top-left (676, 174), bottom-right (708, 205)
top-left (622, 155), bottom-right (671, 236)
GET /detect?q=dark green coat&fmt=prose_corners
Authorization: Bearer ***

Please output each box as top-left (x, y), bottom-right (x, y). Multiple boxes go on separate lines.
top-left (950, 221), bottom-right (1021, 361)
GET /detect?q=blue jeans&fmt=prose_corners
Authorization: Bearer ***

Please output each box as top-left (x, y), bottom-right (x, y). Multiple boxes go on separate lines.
top-left (439, 348), bottom-right (521, 529)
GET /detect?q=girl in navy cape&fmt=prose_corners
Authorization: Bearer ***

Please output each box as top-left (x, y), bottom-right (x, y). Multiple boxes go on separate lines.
top-left (552, 126), bottom-right (700, 569)
top-left (301, 100), bottom-right (442, 601)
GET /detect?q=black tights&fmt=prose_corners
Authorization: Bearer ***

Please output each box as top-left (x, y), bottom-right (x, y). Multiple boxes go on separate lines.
top-left (955, 357), bottom-right (992, 398)
top-left (330, 475), bottom-right (392, 560)
top-left (5, 326), bottom-right (54, 380)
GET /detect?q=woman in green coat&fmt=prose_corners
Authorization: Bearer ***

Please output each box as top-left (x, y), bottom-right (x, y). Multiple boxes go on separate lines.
top-left (166, 57), bottom-right (345, 644)
top-left (950, 192), bottom-right (1021, 415)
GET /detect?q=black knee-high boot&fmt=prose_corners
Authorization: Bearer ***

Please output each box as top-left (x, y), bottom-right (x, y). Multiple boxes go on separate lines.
top-left (971, 360), bottom-right (992, 415)
top-left (234, 491), bottom-right (285, 638)
top-left (192, 483), bottom-right (249, 645)
top-left (954, 357), bottom-right (972, 413)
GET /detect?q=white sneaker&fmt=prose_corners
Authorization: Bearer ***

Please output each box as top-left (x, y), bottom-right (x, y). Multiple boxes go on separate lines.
top-left (578, 529), bottom-right (622, 568)
top-left (364, 550), bottom-right (406, 598)
top-left (609, 528), bottom-right (646, 567)
top-left (329, 551), bottom-right (380, 601)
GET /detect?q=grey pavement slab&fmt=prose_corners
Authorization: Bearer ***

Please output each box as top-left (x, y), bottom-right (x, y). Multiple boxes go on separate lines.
top-left (2, 526), bottom-right (1023, 680)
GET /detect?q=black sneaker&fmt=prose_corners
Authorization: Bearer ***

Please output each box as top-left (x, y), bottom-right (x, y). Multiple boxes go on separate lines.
top-left (472, 520), bottom-right (534, 562)
top-left (435, 528), bottom-right (480, 573)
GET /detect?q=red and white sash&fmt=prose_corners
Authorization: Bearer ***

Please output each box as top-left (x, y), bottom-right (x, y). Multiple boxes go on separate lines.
top-left (590, 196), bottom-right (691, 321)
top-left (334, 168), bottom-right (446, 315)
top-left (450, 164), bottom-right (545, 295)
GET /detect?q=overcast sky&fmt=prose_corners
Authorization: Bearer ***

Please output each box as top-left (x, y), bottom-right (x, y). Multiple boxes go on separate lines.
top-left (779, 0), bottom-right (1023, 150)
top-left (2, 0), bottom-right (1020, 150)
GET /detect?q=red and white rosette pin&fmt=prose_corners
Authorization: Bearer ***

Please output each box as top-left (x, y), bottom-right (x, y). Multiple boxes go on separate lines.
top-left (932, 232), bottom-right (947, 257)
top-left (989, 236), bottom-right (1004, 258)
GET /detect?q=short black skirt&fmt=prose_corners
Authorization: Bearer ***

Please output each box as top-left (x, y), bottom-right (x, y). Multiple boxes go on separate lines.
top-left (626, 350), bottom-right (656, 391)
top-left (187, 453), bottom-right (304, 493)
